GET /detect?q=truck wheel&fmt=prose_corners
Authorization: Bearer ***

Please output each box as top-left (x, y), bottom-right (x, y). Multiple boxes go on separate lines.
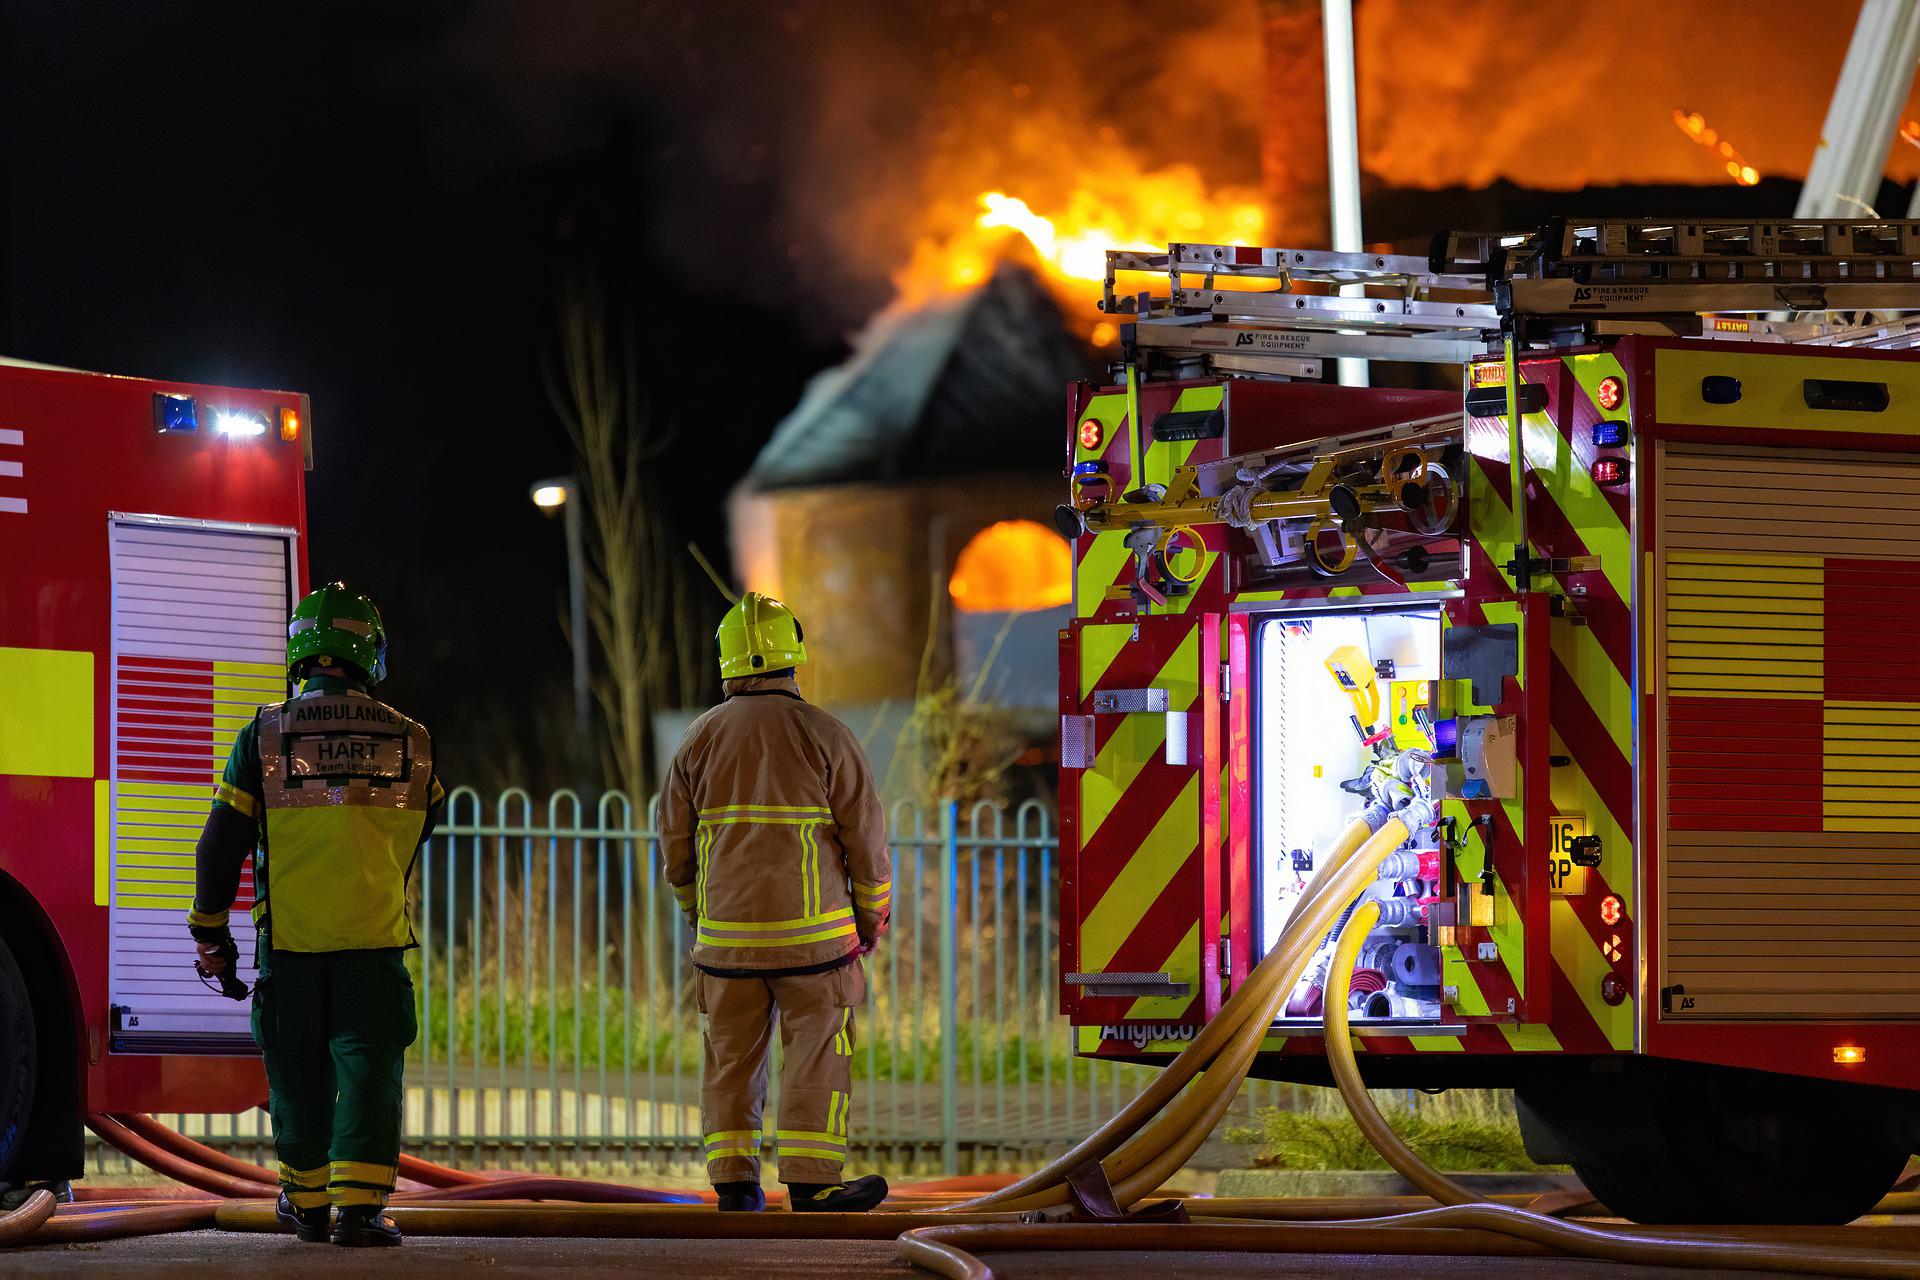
top-left (1519, 1066), bottom-right (1912, 1224)
top-left (1571, 1131), bottom-right (1908, 1226)
top-left (0, 934), bottom-right (36, 1181)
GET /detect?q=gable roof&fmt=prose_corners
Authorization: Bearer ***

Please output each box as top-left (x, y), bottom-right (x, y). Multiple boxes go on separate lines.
top-left (744, 263), bottom-right (1089, 491)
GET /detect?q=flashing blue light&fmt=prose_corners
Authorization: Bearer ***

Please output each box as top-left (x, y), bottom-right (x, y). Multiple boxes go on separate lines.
top-left (1591, 419), bottom-right (1629, 448)
top-left (1701, 375), bottom-right (1742, 404)
top-left (154, 393), bottom-right (198, 433)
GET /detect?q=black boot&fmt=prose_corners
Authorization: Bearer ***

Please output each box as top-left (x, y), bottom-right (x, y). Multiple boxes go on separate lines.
top-left (330, 1203), bottom-right (403, 1247)
top-left (786, 1175), bottom-right (888, 1213)
top-left (715, 1180), bottom-right (765, 1212)
top-left (274, 1192), bottom-right (330, 1243)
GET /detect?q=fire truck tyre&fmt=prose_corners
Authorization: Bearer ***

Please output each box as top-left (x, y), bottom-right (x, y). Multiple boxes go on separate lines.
top-left (0, 935), bottom-right (35, 1182)
top-left (1569, 1136), bottom-right (1908, 1227)
top-left (1520, 1074), bottom-right (1910, 1225)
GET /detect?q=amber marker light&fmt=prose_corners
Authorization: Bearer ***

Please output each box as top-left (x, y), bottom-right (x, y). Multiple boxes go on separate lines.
top-left (1595, 376), bottom-right (1624, 412)
top-left (278, 406), bottom-right (301, 442)
top-left (1834, 1045), bottom-right (1867, 1066)
top-left (1078, 418), bottom-right (1104, 450)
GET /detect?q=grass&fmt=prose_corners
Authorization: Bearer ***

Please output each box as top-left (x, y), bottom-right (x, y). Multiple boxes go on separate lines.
top-left (407, 962), bottom-right (1141, 1087)
top-left (1223, 1088), bottom-right (1555, 1172)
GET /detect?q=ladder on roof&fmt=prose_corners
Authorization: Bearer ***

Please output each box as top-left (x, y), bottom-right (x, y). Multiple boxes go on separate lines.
top-left (1107, 217), bottom-right (1920, 379)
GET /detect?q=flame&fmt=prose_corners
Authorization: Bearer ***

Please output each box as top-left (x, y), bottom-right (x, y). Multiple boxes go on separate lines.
top-left (891, 163), bottom-right (1265, 342)
top-left (1674, 109), bottom-right (1759, 186)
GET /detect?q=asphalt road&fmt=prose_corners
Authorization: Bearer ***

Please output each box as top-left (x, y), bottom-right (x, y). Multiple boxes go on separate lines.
top-left (9, 1226), bottom-right (1919, 1279)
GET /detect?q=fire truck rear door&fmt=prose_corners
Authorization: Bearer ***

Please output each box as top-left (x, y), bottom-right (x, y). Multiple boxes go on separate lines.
top-left (107, 515), bottom-right (294, 1053)
top-left (1061, 613), bottom-right (1224, 1029)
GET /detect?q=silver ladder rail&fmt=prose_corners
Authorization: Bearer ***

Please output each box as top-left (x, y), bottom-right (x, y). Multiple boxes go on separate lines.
top-left (1110, 217), bottom-right (1920, 378)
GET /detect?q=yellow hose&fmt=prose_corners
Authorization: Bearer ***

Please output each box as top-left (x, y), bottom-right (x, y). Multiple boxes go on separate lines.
top-left (1323, 897), bottom-right (1475, 1205)
top-left (956, 813), bottom-right (1410, 1213)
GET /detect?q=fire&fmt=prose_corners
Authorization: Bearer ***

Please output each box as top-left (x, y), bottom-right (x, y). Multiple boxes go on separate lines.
top-left (1673, 109), bottom-right (1760, 187)
top-left (891, 164), bottom-right (1265, 342)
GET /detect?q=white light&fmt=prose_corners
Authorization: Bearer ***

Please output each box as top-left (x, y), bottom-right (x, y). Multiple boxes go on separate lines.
top-left (213, 411), bottom-right (267, 437)
top-left (530, 484), bottom-right (568, 509)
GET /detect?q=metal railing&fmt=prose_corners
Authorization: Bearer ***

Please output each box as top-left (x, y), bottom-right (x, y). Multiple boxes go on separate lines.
top-left (99, 788), bottom-right (1305, 1179)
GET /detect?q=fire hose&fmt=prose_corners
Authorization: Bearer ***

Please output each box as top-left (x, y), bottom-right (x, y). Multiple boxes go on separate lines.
top-left (3, 808), bottom-right (1917, 1277)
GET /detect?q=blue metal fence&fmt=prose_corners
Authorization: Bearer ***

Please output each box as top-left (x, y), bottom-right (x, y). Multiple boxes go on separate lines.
top-left (97, 788), bottom-right (1301, 1179)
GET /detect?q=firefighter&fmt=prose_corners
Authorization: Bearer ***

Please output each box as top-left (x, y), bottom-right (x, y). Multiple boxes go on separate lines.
top-left (662, 592), bottom-right (893, 1213)
top-left (186, 583), bottom-right (443, 1247)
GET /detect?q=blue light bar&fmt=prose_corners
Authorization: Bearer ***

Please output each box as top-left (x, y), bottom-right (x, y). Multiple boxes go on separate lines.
top-left (1591, 420), bottom-right (1629, 448)
top-left (154, 393), bottom-right (198, 433)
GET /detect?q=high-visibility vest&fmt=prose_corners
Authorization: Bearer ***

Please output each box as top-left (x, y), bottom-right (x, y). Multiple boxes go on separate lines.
top-left (256, 688), bottom-right (434, 952)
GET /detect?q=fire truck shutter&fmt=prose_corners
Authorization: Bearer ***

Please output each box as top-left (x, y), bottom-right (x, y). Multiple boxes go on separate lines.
top-left (1655, 441), bottom-right (1920, 1022)
top-left (106, 517), bottom-right (295, 1052)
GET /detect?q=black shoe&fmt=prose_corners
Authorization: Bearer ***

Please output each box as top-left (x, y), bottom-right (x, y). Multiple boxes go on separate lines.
top-left (330, 1204), bottom-right (403, 1247)
top-left (786, 1175), bottom-right (888, 1213)
top-left (715, 1180), bottom-right (766, 1212)
top-left (275, 1192), bottom-right (330, 1243)
top-left (1, 1182), bottom-right (74, 1211)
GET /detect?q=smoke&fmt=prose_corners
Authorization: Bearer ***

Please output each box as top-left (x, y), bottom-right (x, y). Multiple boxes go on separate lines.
top-left (428, 0), bottom-right (1920, 332)
top-left (1355, 0), bottom-right (1920, 191)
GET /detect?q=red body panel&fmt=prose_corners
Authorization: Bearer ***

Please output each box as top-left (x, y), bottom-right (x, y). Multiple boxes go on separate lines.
top-left (1627, 337), bottom-right (1920, 1091)
top-left (0, 361), bottom-right (309, 1112)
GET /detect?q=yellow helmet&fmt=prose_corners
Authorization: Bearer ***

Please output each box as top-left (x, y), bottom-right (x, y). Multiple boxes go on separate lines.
top-left (716, 591), bottom-right (807, 679)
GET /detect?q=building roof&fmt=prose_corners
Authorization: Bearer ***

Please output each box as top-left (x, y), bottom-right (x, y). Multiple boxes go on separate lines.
top-left (743, 263), bottom-right (1089, 492)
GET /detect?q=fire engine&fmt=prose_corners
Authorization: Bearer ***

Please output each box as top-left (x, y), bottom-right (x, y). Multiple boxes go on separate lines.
top-left (0, 359), bottom-right (308, 1190)
top-left (1056, 218), bottom-right (1920, 1222)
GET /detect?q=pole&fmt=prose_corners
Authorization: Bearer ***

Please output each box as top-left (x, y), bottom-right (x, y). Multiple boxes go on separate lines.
top-left (1322, 0), bottom-right (1367, 388)
top-left (939, 801), bottom-right (959, 1175)
top-left (562, 491), bottom-right (591, 749)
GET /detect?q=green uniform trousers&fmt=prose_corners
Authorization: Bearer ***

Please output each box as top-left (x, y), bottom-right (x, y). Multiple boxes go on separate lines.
top-left (252, 947), bottom-right (417, 1209)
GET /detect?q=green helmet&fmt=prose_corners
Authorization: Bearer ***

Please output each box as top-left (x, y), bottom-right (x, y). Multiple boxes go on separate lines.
top-left (287, 582), bottom-right (388, 684)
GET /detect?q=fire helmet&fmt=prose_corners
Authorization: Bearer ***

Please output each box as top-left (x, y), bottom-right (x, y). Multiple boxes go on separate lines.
top-left (716, 591), bottom-right (807, 680)
top-left (287, 582), bottom-right (388, 685)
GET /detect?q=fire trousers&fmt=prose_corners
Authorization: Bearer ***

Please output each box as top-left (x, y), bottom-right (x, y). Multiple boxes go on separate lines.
top-left (251, 946), bottom-right (417, 1209)
top-left (697, 960), bottom-right (864, 1185)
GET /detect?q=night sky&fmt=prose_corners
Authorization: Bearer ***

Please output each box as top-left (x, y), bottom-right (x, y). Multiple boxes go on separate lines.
top-left (1, 0), bottom-right (1881, 787)
top-left (1, 2), bottom-right (854, 785)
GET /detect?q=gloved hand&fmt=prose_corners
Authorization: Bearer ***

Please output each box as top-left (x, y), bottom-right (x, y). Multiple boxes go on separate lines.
top-left (189, 924), bottom-right (247, 1000)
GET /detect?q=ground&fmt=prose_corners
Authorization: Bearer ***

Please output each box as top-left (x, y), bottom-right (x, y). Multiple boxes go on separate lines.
top-left (12, 1221), bottom-right (1920, 1278)
top-left (0, 1233), bottom-right (1836, 1279)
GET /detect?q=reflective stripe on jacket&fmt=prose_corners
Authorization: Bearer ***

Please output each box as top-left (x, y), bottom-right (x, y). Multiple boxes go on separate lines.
top-left (661, 674), bottom-right (891, 974)
top-left (256, 687), bottom-right (436, 952)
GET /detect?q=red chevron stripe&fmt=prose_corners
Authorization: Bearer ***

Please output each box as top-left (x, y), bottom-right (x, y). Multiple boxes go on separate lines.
top-left (1548, 651), bottom-right (1632, 830)
top-left (1076, 762), bottom-right (1195, 908)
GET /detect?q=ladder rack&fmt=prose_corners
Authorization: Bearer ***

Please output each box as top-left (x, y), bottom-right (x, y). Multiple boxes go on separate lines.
top-left (1108, 217), bottom-right (1920, 379)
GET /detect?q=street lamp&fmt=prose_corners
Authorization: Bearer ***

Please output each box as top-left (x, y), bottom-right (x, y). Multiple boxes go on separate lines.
top-left (530, 477), bottom-right (591, 751)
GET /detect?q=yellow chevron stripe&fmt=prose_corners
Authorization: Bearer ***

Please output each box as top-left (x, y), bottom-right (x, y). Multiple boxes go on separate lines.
top-left (1079, 628), bottom-right (1197, 850)
top-left (1499, 1022), bottom-right (1563, 1051)
top-left (1122, 921), bottom-right (1200, 1022)
top-left (1080, 773), bottom-right (1200, 974)
top-left (1551, 898), bottom-right (1631, 1049)
top-left (1079, 623), bottom-right (1134, 703)
top-left (1076, 533), bottom-right (1134, 619)
top-left (1521, 423), bottom-right (1628, 606)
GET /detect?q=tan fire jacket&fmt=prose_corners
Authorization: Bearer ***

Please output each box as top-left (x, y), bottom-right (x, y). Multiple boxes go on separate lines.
top-left (661, 674), bottom-right (892, 975)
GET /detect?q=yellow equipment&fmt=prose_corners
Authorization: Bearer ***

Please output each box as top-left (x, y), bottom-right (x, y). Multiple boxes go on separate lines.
top-left (1324, 644), bottom-right (1381, 739)
top-left (716, 591), bottom-right (807, 679)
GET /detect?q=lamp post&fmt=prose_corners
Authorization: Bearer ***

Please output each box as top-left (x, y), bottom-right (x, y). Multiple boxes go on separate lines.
top-left (531, 477), bottom-right (591, 750)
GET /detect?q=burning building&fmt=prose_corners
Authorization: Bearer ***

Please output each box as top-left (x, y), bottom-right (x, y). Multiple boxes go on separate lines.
top-left (729, 261), bottom-right (1086, 717)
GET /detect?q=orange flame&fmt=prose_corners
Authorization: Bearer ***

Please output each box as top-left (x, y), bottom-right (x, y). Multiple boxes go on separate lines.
top-left (891, 164), bottom-right (1265, 342)
top-left (1674, 109), bottom-right (1759, 186)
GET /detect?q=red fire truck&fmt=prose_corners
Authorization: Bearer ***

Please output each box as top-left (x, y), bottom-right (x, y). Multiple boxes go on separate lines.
top-left (0, 358), bottom-right (308, 1190)
top-left (1057, 219), bottom-right (1920, 1222)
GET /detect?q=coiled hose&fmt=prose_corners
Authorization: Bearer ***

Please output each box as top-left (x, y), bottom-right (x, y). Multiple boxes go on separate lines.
top-left (900, 817), bottom-right (1920, 1278)
top-left (5, 803), bottom-right (1916, 1279)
